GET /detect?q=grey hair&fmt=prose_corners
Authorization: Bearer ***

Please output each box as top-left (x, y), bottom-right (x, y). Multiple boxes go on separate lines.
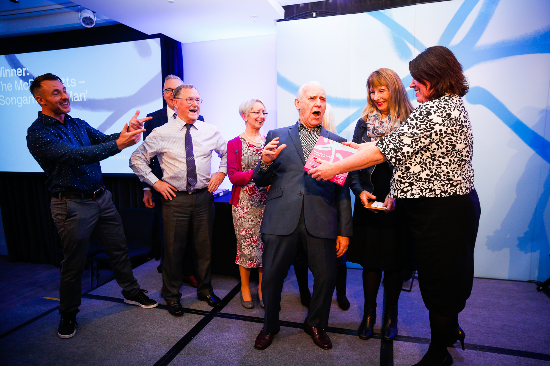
top-left (239, 99), bottom-right (264, 118)
top-left (164, 74), bottom-right (182, 83)
top-left (296, 81), bottom-right (323, 100)
top-left (164, 75), bottom-right (182, 89)
top-left (173, 84), bottom-right (198, 99)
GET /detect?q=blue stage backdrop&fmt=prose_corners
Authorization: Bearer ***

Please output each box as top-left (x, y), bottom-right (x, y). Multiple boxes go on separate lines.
top-left (0, 38), bottom-right (163, 174)
top-left (276, 0), bottom-right (550, 281)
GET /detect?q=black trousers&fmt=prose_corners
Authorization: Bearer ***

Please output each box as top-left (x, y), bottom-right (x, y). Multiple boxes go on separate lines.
top-left (262, 212), bottom-right (337, 334)
top-left (161, 190), bottom-right (215, 301)
top-left (50, 190), bottom-right (140, 314)
top-left (400, 189), bottom-right (481, 316)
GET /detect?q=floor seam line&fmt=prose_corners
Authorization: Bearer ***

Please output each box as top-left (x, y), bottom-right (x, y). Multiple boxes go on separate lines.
top-left (153, 283), bottom-right (241, 366)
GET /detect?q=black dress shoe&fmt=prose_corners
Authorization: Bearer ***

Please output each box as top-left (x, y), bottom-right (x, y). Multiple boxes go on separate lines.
top-left (303, 320), bottom-right (332, 350)
top-left (198, 293), bottom-right (223, 308)
top-left (166, 300), bottom-right (184, 317)
top-left (358, 304), bottom-right (376, 340)
top-left (254, 327), bottom-right (280, 350)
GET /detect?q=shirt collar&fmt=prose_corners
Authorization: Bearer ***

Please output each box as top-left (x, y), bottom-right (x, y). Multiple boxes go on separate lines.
top-left (175, 116), bottom-right (201, 131)
top-left (167, 106), bottom-right (176, 119)
top-left (39, 111), bottom-right (71, 125)
top-left (299, 122), bottom-right (322, 134)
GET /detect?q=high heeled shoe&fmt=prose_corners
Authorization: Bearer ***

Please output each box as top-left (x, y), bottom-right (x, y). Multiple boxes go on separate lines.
top-left (447, 326), bottom-right (465, 350)
top-left (380, 305), bottom-right (398, 341)
top-left (413, 349), bottom-right (453, 366)
top-left (240, 293), bottom-right (254, 309)
top-left (358, 304), bottom-right (376, 340)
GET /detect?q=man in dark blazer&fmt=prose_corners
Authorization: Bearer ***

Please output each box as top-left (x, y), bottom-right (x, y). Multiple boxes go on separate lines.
top-left (252, 82), bottom-right (352, 350)
top-left (143, 75), bottom-right (203, 284)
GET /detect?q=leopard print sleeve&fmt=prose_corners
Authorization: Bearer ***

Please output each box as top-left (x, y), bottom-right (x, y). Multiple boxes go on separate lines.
top-left (376, 95), bottom-right (475, 198)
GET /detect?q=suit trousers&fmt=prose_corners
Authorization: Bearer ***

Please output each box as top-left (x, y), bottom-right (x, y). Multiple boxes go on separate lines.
top-left (151, 189), bottom-right (195, 276)
top-left (161, 190), bottom-right (215, 301)
top-left (262, 209), bottom-right (337, 333)
top-left (50, 190), bottom-right (140, 314)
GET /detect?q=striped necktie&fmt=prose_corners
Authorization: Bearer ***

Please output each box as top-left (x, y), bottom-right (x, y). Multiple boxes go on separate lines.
top-left (185, 124), bottom-right (197, 191)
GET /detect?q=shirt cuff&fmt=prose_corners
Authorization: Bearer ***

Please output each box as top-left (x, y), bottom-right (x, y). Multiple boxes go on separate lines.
top-left (259, 161), bottom-right (271, 171)
top-left (143, 173), bottom-right (159, 188)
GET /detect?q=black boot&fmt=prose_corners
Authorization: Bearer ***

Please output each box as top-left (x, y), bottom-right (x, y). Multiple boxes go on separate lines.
top-left (447, 326), bottom-right (465, 350)
top-left (414, 312), bottom-right (455, 365)
top-left (413, 346), bottom-right (453, 366)
top-left (358, 304), bottom-right (376, 340)
top-left (336, 265), bottom-right (350, 310)
top-left (381, 304), bottom-right (398, 341)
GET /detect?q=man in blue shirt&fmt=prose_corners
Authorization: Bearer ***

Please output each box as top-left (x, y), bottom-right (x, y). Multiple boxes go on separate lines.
top-left (26, 73), bottom-right (158, 339)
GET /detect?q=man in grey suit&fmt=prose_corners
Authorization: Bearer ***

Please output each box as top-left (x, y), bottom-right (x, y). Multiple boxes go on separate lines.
top-left (252, 82), bottom-right (352, 350)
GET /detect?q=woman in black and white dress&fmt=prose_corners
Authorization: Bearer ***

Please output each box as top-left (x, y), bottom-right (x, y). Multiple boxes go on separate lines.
top-left (309, 46), bottom-right (481, 366)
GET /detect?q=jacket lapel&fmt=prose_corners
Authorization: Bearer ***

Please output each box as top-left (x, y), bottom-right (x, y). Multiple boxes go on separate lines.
top-left (289, 122), bottom-right (306, 165)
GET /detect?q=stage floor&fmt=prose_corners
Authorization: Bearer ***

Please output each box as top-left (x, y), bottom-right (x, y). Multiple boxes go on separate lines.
top-left (1, 258), bottom-right (549, 365)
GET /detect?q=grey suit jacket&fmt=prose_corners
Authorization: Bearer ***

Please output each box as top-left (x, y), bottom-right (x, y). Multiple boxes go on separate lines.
top-left (253, 122), bottom-right (352, 239)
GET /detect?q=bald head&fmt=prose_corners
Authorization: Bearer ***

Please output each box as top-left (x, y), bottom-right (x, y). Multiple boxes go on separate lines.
top-left (295, 82), bottom-right (326, 129)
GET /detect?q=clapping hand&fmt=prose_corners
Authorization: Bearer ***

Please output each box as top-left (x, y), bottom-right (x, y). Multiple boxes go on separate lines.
top-left (261, 137), bottom-right (287, 165)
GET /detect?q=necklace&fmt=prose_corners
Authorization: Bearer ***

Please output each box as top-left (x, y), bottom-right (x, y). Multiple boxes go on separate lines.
top-left (243, 131), bottom-right (264, 145)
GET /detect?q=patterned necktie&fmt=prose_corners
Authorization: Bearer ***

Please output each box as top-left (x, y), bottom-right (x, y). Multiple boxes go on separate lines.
top-left (185, 124), bottom-right (197, 191)
top-left (173, 112), bottom-right (177, 119)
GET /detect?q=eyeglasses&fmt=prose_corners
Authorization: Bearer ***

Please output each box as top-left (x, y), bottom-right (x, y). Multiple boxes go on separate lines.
top-left (249, 111), bottom-right (268, 116)
top-left (163, 88), bottom-right (175, 94)
top-left (173, 97), bottom-right (203, 104)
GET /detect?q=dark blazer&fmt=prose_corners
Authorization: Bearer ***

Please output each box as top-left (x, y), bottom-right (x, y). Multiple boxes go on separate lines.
top-left (142, 107), bottom-right (204, 189)
top-left (252, 122), bottom-right (352, 239)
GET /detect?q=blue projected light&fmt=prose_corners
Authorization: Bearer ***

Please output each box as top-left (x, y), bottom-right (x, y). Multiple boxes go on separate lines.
top-left (0, 39), bottom-right (163, 174)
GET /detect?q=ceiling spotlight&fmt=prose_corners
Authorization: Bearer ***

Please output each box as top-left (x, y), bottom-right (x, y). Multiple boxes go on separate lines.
top-left (79, 9), bottom-right (96, 28)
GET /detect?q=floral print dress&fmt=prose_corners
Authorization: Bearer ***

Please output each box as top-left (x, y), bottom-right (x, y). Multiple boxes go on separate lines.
top-left (232, 137), bottom-right (268, 268)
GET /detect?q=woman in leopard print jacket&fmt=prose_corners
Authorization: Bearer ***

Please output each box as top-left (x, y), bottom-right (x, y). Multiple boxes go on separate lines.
top-left (309, 46), bottom-right (481, 366)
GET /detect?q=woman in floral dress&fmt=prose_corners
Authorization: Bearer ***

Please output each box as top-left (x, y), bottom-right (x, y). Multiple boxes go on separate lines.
top-left (227, 99), bottom-right (268, 309)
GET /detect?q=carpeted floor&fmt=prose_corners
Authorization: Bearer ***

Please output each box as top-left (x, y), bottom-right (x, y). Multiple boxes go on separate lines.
top-left (0, 258), bottom-right (549, 366)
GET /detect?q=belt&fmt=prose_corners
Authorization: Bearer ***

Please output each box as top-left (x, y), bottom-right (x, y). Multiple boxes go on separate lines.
top-left (57, 187), bottom-right (106, 200)
top-left (175, 187), bottom-right (208, 195)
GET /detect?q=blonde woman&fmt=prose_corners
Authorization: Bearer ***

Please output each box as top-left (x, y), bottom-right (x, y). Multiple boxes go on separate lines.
top-left (346, 68), bottom-right (413, 341)
top-left (227, 99), bottom-right (268, 309)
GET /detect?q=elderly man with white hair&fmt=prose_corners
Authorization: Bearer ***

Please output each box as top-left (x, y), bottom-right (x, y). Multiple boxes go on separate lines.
top-left (252, 82), bottom-right (352, 350)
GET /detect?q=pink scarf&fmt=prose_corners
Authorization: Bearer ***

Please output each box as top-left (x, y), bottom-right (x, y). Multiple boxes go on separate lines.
top-left (365, 112), bottom-right (401, 141)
